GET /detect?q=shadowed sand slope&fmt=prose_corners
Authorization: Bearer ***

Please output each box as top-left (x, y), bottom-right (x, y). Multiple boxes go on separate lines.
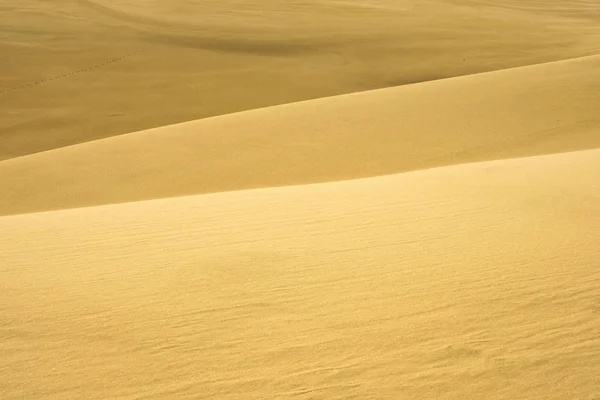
top-left (2, 0), bottom-right (600, 159)
top-left (1, 55), bottom-right (600, 215)
top-left (1, 149), bottom-right (599, 399)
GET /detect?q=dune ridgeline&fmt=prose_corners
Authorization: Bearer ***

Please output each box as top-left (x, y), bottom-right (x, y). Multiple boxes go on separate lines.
top-left (1, 1), bottom-right (599, 399)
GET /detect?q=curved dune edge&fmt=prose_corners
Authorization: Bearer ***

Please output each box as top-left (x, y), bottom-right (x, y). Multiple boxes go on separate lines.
top-left (3, 0), bottom-right (600, 160)
top-left (2, 54), bottom-right (600, 216)
top-left (2, 148), bottom-right (599, 399)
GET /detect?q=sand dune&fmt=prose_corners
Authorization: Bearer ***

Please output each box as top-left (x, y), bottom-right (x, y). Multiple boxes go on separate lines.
top-left (2, 1), bottom-right (600, 398)
top-left (1, 54), bottom-right (600, 216)
top-left (2, 149), bottom-right (599, 399)
top-left (2, 0), bottom-right (600, 159)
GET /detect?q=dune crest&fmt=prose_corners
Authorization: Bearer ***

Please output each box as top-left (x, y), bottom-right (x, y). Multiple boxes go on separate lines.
top-left (2, 0), bottom-right (600, 159)
top-left (1, 54), bottom-right (600, 216)
top-left (2, 2), bottom-right (600, 398)
top-left (2, 149), bottom-right (599, 399)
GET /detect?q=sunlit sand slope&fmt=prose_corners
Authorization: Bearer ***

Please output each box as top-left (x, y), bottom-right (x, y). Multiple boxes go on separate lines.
top-left (1, 149), bottom-right (599, 399)
top-left (1, 55), bottom-right (599, 216)
top-left (2, 0), bottom-right (600, 159)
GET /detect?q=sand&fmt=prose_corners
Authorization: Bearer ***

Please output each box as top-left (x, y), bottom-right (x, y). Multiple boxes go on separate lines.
top-left (1, 1), bottom-right (600, 399)
top-left (2, 150), bottom-right (600, 399)
top-left (1, 0), bottom-right (600, 159)
top-left (1, 54), bottom-right (600, 216)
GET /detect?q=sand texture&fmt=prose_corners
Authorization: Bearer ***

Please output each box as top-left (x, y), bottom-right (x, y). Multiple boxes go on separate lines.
top-left (1, 1), bottom-right (599, 399)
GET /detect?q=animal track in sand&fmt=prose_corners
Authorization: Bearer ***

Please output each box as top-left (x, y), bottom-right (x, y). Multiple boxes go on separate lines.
top-left (0, 49), bottom-right (142, 95)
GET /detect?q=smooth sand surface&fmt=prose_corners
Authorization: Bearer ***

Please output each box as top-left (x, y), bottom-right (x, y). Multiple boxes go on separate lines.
top-left (2, 149), bottom-right (599, 399)
top-left (1, 54), bottom-right (600, 216)
top-left (1, 1), bottom-right (600, 399)
top-left (1, 0), bottom-right (600, 159)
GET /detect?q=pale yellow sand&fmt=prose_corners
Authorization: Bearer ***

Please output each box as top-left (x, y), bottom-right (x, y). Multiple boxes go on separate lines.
top-left (2, 1), bottom-right (600, 399)
top-left (1, 54), bottom-right (599, 216)
top-left (1, 0), bottom-right (600, 159)
top-left (2, 149), bottom-right (599, 399)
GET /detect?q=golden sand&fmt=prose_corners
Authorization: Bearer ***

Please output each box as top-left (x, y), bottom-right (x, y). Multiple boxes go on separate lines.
top-left (1, 1), bottom-right (599, 399)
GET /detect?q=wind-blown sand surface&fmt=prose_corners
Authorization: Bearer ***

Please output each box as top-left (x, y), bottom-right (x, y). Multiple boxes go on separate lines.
top-left (1, 0), bottom-right (600, 159)
top-left (2, 150), bottom-right (600, 399)
top-left (1, 0), bottom-right (600, 399)
top-left (1, 54), bottom-right (600, 216)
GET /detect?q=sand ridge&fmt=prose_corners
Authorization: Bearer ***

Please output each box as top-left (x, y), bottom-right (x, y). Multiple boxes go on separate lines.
top-left (2, 1), bottom-right (600, 399)
top-left (2, 0), bottom-right (600, 159)
top-left (1, 149), bottom-right (599, 399)
top-left (1, 54), bottom-right (599, 215)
